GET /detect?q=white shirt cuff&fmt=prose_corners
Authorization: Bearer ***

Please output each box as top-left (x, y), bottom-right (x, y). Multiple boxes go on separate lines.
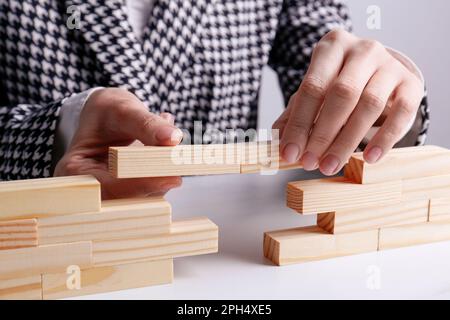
top-left (51, 87), bottom-right (104, 173)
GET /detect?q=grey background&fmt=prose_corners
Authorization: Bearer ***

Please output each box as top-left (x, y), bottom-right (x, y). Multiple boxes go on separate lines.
top-left (259, 0), bottom-right (450, 148)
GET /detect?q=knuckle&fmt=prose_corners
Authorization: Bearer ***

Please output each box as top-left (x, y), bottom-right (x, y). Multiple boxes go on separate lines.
top-left (389, 59), bottom-right (406, 73)
top-left (113, 100), bottom-right (133, 120)
top-left (358, 39), bottom-right (384, 53)
top-left (332, 80), bottom-right (360, 100)
top-left (335, 139), bottom-right (356, 153)
top-left (272, 121), bottom-right (281, 130)
top-left (286, 91), bottom-right (298, 107)
top-left (384, 124), bottom-right (403, 141)
top-left (395, 97), bottom-right (415, 116)
top-left (108, 87), bottom-right (130, 96)
top-left (289, 90), bottom-right (299, 102)
top-left (313, 40), bottom-right (330, 53)
top-left (97, 89), bottom-right (138, 116)
top-left (108, 87), bottom-right (137, 101)
top-left (360, 91), bottom-right (386, 113)
top-left (300, 76), bottom-right (327, 100)
top-left (102, 88), bottom-right (134, 105)
top-left (112, 97), bottom-right (145, 120)
top-left (329, 141), bottom-right (355, 158)
top-left (141, 114), bottom-right (159, 131)
top-left (322, 29), bottom-right (348, 43)
top-left (272, 119), bottom-right (286, 130)
top-left (286, 122), bottom-right (309, 140)
top-left (311, 132), bottom-right (331, 147)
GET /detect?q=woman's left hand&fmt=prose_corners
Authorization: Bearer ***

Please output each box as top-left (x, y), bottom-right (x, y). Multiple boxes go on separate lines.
top-left (273, 29), bottom-right (424, 176)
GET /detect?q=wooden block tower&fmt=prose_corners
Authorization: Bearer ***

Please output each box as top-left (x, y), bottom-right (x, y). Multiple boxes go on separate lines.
top-left (0, 176), bottom-right (218, 299)
top-left (264, 146), bottom-right (450, 265)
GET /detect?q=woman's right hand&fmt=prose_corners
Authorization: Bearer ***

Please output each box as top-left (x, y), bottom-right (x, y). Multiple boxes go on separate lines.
top-left (54, 88), bottom-right (183, 200)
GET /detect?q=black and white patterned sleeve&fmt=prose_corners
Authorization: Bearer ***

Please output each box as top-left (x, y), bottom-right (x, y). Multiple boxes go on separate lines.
top-left (0, 100), bottom-right (63, 181)
top-left (268, 0), bottom-right (352, 102)
top-left (268, 0), bottom-right (430, 147)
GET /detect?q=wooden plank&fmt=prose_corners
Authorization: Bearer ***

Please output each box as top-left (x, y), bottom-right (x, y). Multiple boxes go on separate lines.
top-left (429, 198), bottom-right (450, 222)
top-left (317, 200), bottom-right (429, 234)
top-left (264, 226), bottom-right (378, 266)
top-left (109, 142), bottom-right (302, 178)
top-left (379, 221), bottom-right (450, 250)
top-left (109, 144), bottom-right (241, 178)
top-left (0, 242), bottom-right (92, 280)
top-left (38, 197), bottom-right (171, 245)
top-left (402, 174), bottom-right (450, 201)
top-left (0, 219), bottom-right (38, 250)
top-left (287, 177), bottom-right (402, 214)
top-left (0, 175), bottom-right (101, 220)
top-left (344, 146), bottom-right (450, 184)
top-left (0, 275), bottom-right (42, 300)
top-left (92, 217), bottom-right (218, 266)
top-left (42, 259), bottom-right (173, 300)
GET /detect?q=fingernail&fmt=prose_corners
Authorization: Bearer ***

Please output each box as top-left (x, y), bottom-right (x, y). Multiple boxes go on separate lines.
top-left (366, 146), bottom-right (383, 164)
top-left (156, 127), bottom-right (183, 143)
top-left (282, 144), bottom-right (301, 163)
top-left (320, 154), bottom-right (340, 176)
top-left (302, 152), bottom-right (319, 171)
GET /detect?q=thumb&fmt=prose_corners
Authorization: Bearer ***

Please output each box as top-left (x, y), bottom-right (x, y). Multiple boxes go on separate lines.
top-left (119, 107), bottom-right (183, 146)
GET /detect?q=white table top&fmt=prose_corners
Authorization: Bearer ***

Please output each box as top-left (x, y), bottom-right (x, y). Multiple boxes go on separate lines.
top-left (74, 170), bottom-right (450, 300)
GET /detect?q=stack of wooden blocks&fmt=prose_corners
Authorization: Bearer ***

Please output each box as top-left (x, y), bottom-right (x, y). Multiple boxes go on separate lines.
top-left (108, 143), bottom-right (450, 266)
top-left (0, 176), bottom-right (218, 300)
top-left (264, 146), bottom-right (450, 266)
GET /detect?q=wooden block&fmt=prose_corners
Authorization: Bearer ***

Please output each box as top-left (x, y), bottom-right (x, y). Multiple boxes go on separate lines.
top-left (38, 197), bottom-right (171, 245)
top-left (344, 146), bottom-right (450, 184)
top-left (42, 259), bottom-right (173, 300)
top-left (109, 145), bottom-right (241, 178)
top-left (0, 175), bottom-right (100, 220)
top-left (379, 221), bottom-right (450, 250)
top-left (287, 177), bottom-right (402, 214)
top-left (109, 142), bottom-right (302, 178)
top-left (0, 219), bottom-right (38, 250)
top-left (264, 226), bottom-right (378, 266)
top-left (92, 217), bottom-right (218, 266)
top-left (0, 242), bottom-right (92, 280)
top-left (402, 174), bottom-right (450, 201)
top-left (317, 200), bottom-right (429, 234)
top-left (0, 275), bottom-right (42, 300)
top-left (429, 198), bottom-right (450, 222)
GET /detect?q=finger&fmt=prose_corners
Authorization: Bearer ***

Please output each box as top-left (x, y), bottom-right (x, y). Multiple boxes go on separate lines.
top-left (364, 79), bottom-right (423, 163)
top-left (160, 112), bottom-right (175, 125)
top-left (303, 40), bottom-right (387, 171)
top-left (117, 105), bottom-right (183, 146)
top-left (281, 30), bottom-right (353, 163)
top-left (272, 98), bottom-right (294, 139)
top-left (100, 173), bottom-right (183, 200)
top-left (319, 64), bottom-right (402, 175)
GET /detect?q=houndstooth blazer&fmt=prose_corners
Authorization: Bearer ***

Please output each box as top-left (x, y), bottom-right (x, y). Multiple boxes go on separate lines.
top-left (0, 0), bottom-right (429, 181)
